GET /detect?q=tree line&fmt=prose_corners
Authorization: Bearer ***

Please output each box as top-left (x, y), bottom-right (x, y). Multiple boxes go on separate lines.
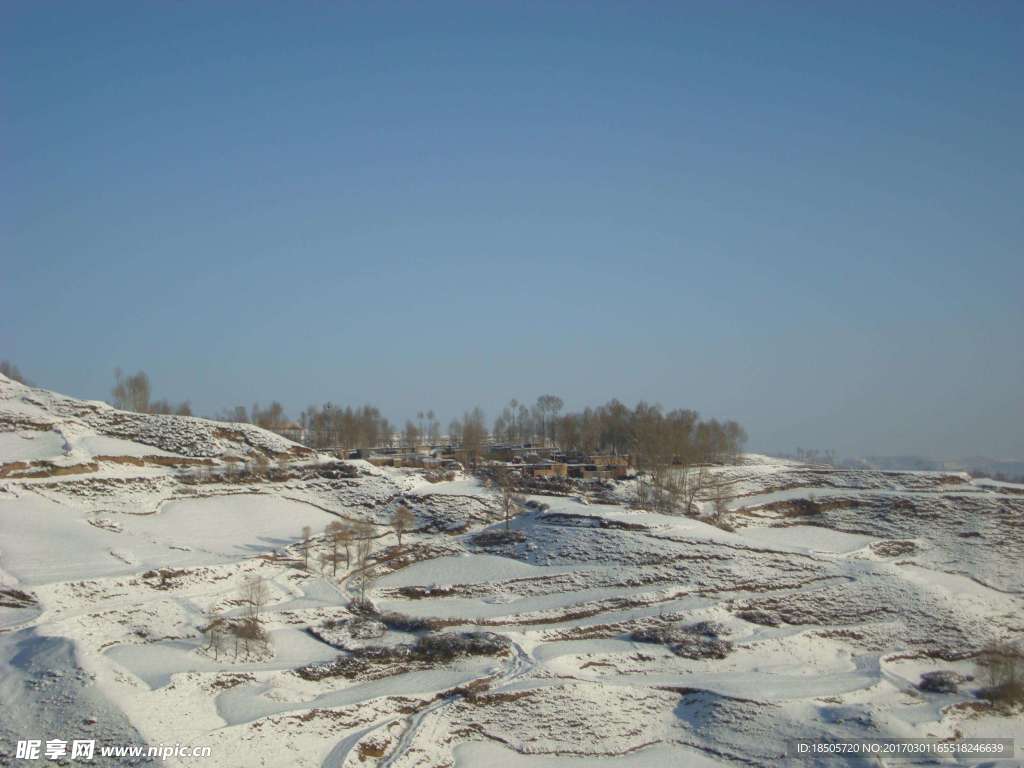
top-left (297, 403), bottom-right (393, 452)
top-left (97, 368), bottom-right (751, 468)
top-left (111, 368), bottom-right (193, 416)
top-left (0, 360), bottom-right (32, 386)
top-left (490, 396), bottom-right (746, 461)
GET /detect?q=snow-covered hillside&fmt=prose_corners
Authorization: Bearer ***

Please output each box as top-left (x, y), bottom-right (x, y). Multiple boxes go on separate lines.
top-left (1, 376), bottom-right (1021, 767)
top-left (0, 374), bottom-right (311, 475)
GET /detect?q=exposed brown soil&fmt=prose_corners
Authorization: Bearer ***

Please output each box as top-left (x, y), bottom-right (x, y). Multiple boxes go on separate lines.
top-left (871, 540), bottom-right (918, 557)
top-left (208, 672), bottom-right (256, 691)
top-left (0, 460), bottom-right (98, 479)
top-left (0, 415), bottom-right (54, 431)
top-left (357, 740), bottom-right (388, 759)
top-left (95, 454), bottom-right (214, 468)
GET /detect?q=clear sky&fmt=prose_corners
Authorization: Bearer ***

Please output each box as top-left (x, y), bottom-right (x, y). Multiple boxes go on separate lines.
top-left (3, 2), bottom-right (1022, 460)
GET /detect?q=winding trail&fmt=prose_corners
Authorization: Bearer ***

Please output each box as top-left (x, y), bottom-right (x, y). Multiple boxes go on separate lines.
top-left (325, 635), bottom-right (537, 768)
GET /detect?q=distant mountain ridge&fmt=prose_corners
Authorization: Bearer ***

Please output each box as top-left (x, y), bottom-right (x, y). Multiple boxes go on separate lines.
top-left (848, 454), bottom-right (1024, 478)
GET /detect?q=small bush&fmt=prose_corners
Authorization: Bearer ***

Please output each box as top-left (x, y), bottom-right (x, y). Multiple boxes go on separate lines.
top-left (225, 617), bottom-right (271, 659)
top-left (976, 642), bottom-right (1024, 706)
top-left (397, 585), bottom-right (457, 599)
top-left (294, 631), bottom-right (509, 680)
top-left (687, 620), bottom-right (729, 637)
top-left (413, 631), bottom-right (510, 661)
top-left (791, 497), bottom-right (822, 516)
top-left (735, 608), bottom-right (781, 627)
top-left (314, 462), bottom-right (359, 479)
top-left (670, 634), bottom-right (732, 660)
top-left (871, 540), bottom-right (918, 557)
top-left (918, 670), bottom-right (966, 694)
top-left (470, 530), bottom-right (526, 547)
top-left (977, 642), bottom-right (1023, 687)
top-left (378, 611), bottom-right (447, 633)
top-left (631, 622), bottom-right (733, 660)
top-left (349, 617), bottom-right (387, 639)
top-left (348, 597), bottom-right (377, 615)
top-left (978, 681), bottom-right (1024, 706)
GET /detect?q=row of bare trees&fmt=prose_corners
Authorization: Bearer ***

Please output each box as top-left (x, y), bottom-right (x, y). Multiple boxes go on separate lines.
top-left (202, 574), bottom-right (270, 660)
top-left (490, 396), bottom-right (745, 460)
top-left (552, 400), bottom-right (747, 462)
top-left (633, 407), bottom-right (743, 515)
top-left (111, 367), bottom-right (299, 426)
top-left (111, 368), bottom-right (193, 416)
top-left (448, 407), bottom-right (488, 467)
top-left (297, 403), bottom-right (394, 451)
top-left (400, 410), bottom-right (442, 449)
top-left (199, 507), bottom-right (409, 661)
top-left (101, 369), bottom-right (749, 474)
top-left (496, 466), bottom-right (524, 533)
top-left (298, 506), bottom-right (415, 598)
top-left (491, 395), bottom-right (564, 446)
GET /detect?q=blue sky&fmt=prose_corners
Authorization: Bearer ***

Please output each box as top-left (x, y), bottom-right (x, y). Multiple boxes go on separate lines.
top-left (3, 2), bottom-right (1022, 459)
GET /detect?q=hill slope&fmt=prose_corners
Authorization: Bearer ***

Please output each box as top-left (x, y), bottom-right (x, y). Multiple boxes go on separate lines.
top-left (1, 377), bottom-right (1021, 767)
top-left (0, 373), bottom-right (311, 480)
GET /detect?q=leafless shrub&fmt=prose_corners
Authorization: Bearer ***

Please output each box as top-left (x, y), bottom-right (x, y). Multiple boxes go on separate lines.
top-left (299, 525), bottom-right (313, 570)
top-left (379, 611), bottom-right (447, 633)
top-left (201, 609), bottom-right (228, 660)
top-left (918, 670), bottom-right (966, 693)
top-left (294, 631), bottom-right (509, 681)
top-left (631, 621), bottom-right (733, 659)
top-left (240, 575), bottom-right (269, 620)
top-left (228, 617), bottom-right (270, 659)
top-left (391, 505), bottom-right (415, 548)
top-left (470, 529), bottom-right (526, 548)
top-left (353, 521), bottom-right (375, 602)
top-left (977, 642), bottom-right (1024, 706)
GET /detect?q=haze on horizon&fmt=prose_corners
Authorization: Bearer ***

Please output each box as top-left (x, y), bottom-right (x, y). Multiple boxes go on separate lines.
top-left (3, 3), bottom-right (1022, 461)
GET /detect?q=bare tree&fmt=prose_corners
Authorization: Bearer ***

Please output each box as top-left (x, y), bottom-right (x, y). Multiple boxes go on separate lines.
top-left (426, 410), bottom-right (441, 443)
top-left (215, 405), bottom-right (250, 423)
top-left (149, 398), bottom-right (192, 416)
top-left (555, 414), bottom-right (580, 451)
top-left (353, 521), bottom-right (375, 603)
top-left (240, 575), bottom-right (269, 620)
top-left (202, 608), bottom-right (227, 660)
top-left (631, 402), bottom-right (665, 508)
top-left (536, 395), bottom-right (564, 446)
top-left (230, 617), bottom-right (267, 659)
top-left (324, 520), bottom-right (352, 576)
top-left (251, 401), bottom-right (288, 431)
top-left (252, 452), bottom-right (270, 477)
top-left (339, 523), bottom-right (354, 569)
top-left (681, 465), bottom-right (707, 516)
top-left (315, 546), bottom-right (332, 574)
top-left (977, 642), bottom-right (1023, 691)
top-left (275, 456), bottom-right (290, 479)
top-left (461, 407), bottom-right (487, 468)
top-left (402, 420), bottom-right (421, 452)
top-left (299, 525), bottom-right (313, 570)
top-left (448, 418), bottom-right (463, 447)
top-left (391, 505), bottom-right (414, 548)
top-left (706, 470), bottom-right (731, 521)
top-left (496, 467), bottom-right (522, 533)
top-left (111, 368), bottom-right (151, 413)
top-left (110, 367), bottom-right (194, 415)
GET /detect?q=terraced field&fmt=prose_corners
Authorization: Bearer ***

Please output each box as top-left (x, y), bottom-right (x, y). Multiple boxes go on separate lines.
top-left (1, 376), bottom-right (1022, 767)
